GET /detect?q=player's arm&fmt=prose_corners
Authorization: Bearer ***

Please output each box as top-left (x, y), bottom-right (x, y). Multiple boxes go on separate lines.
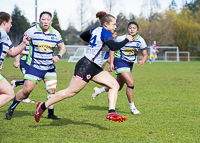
top-left (52, 42), bottom-right (66, 63)
top-left (105, 35), bottom-right (133, 51)
top-left (138, 49), bottom-right (148, 66)
top-left (8, 34), bottom-right (30, 57)
top-left (80, 29), bottom-right (92, 43)
top-left (13, 54), bottom-right (21, 69)
top-left (21, 50), bottom-right (29, 55)
top-left (108, 51), bottom-right (115, 72)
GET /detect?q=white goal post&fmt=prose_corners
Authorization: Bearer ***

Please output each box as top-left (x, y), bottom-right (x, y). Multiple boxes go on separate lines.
top-left (148, 46), bottom-right (180, 62)
top-left (165, 51), bottom-right (190, 62)
top-left (67, 45), bottom-right (87, 62)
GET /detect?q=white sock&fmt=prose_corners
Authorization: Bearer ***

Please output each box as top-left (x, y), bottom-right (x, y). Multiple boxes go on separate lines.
top-left (98, 87), bottom-right (106, 94)
top-left (129, 102), bottom-right (136, 109)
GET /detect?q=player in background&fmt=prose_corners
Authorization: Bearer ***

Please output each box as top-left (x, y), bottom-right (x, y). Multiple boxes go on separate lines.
top-left (6, 11), bottom-right (66, 120)
top-left (0, 12), bottom-right (30, 108)
top-left (149, 41), bottom-right (159, 64)
top-left (34, 11), bottom-right (134, 123)
top-left (11, 22), bottom-right (38, 103)
top-left (101, 30), bottom-right (117, 70)
top-left (92, 20), bottom-right (148, 115)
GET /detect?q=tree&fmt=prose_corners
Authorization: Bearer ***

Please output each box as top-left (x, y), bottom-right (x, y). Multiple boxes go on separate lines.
top-left (173, 7), bottom-right (200, 56)
top-left (116, 13), bottom-right (128, 35)
top-left (103, 0), bottom-right (119, 14)
top-left (140, 0), bottom-right (161, 46)
top-left (77, 0), bottom-right (92, 32)
top-left (9, 5), bottom-right (30, 46)
top-left (169, 0), bottom-right (178, 10)
top-left (52, 10), bottom-right (67, 45)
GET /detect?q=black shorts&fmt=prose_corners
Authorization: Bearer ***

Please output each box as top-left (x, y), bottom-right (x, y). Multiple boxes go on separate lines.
top-left (74, 56), bottom-right (103, 82)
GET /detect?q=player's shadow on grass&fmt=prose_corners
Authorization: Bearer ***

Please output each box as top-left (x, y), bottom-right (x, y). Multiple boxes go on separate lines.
top-left (81, 105), bottom-right (119, 111)
top-left (30, 118), bottom-right (109, 130)
top-left (0, 110), bottom-right (33, 119)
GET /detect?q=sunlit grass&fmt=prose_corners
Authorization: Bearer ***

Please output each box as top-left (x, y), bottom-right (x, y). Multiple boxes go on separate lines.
top-left (0, 59), bottom-right (200, 142)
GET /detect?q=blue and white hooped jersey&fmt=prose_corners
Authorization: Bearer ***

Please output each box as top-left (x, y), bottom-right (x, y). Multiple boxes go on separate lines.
top-left (0, 27), bottom-right (13, 66)
top-left (25, 24), bottom-right (63, 70)
top-left (114, 34), bottom-right (147, 63)
top-left (84, 25), bottom-right (113, 67)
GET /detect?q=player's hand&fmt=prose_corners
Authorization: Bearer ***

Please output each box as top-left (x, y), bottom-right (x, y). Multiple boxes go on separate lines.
top-left (138, 60), bottom-right (145, 66)
top-left (108, 63), bottom-right (114, 72)
top-left (13, 61), bottom-right (20, 69)
top-left (125, 35), bottom-right (134, 42)
top-left (52, 56), bottom-right (59, 63)
top-left (22, 34), bottom-right (31, 45)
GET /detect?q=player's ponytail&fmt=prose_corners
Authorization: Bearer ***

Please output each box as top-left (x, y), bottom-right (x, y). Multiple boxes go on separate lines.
top-left (96, 11), bottom-right (115, 26)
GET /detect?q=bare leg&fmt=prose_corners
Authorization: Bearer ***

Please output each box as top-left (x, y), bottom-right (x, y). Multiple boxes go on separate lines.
top-left (0, 78), bottom-right (15, 107)
top-left (92, 71), bottom-right (119, 110)
top-left (45, 76), bottom-right (87, 108)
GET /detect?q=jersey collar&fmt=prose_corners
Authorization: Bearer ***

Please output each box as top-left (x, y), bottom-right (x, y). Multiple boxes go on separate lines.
top-left (38, 24), bottom-right (53, 34)
top-left (0, 26), bottom-right (3, 29)
top-left (126, 33), bottom-right (140, 40)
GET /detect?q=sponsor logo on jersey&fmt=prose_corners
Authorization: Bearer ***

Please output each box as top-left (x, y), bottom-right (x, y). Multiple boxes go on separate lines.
top-left (38, 42), bottom-right (53, 52)
top-left (123, 48), bottom-right (136, 55)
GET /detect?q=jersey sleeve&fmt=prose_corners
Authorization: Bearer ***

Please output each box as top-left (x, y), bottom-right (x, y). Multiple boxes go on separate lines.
top-left (140, 37), bottom-right (147, 50)
top-left (54, 30), bottom-right (63, 44)
top-left (101, 28), bottom-right (113, 43)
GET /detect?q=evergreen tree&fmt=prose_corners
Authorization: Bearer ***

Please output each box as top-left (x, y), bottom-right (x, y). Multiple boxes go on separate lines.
top-left (9, 4), bottom-right (30, 46)
top-left (52, 10), bottom-right (67, 44)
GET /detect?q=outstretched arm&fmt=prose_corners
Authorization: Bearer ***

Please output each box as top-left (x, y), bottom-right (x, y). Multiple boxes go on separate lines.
top-left (8, 34), bottom-right (30, 57)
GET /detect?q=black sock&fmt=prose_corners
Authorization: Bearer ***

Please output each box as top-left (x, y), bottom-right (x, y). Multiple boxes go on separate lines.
top-left (15, 80), bottom-right (25, 86)
top-left (108, 109), bottom-right (115, 113)
top-left (9, 96), bottom-right (21, 110)
top-left (41, 102), bottom-right (47, 111)
top-left (48, 109), bottom-right (54, 116)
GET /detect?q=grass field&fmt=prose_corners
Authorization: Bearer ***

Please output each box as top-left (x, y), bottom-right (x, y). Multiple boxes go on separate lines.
top-left (0, 58), bottom-right (200, 143)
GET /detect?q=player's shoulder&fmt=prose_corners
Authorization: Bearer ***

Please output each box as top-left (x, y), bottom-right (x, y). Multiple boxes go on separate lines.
top-left (0, 28), bottom-right (7, 39)
top-left (115, 34), bottom-right (126, 42)
top-left (51, 26), bottom-right (61, 35)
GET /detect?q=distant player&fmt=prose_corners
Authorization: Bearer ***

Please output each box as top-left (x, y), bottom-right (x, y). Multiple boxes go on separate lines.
top-left (6, 11), bottom-right (66, 120)
top-left (0, 12), bottom-right (30, 108)
top-left (149, 41), bottom-right (159, 64)
top-left (34, 11), bottom-right (134, 123)
top-left (92, 20), bottom-right (148, 115)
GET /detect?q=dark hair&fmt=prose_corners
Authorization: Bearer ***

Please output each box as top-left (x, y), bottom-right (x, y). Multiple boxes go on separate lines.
top-left (127, 20), bottom-right (139, 30)
top-left (96, 11), bottom-right (115, 26)
top-left (0, 12), bottom-right (11, 25)
top-left (39, 11), bottom-right (52, 19)
top-left (30, 22), bottom-right (38, 28)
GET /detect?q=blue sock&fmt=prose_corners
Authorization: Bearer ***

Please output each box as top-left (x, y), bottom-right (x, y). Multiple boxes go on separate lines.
top-left (9, 96), bottom-right (21, 110)
top-left (15, 80), bottom-right (25, 87)
top-left (48, 109), bottom-right (54, 116)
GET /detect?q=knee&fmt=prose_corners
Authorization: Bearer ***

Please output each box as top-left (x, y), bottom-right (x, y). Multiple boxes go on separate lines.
top-left (110, 81), bottom-right (120, 91)
top-left (23, 88), bottom-right (32, 95)
top-left (127, 80), bottom-right (134, 87)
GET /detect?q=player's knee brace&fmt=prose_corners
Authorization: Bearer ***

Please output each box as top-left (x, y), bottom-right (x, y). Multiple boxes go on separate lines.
top-left (45, 80), bottom-right (57, 99)
top-left (127, 85), bottom-right (134, 89)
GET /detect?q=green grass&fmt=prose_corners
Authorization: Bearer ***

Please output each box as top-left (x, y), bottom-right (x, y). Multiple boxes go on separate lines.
top-left (0, 59), bottom-right (200, 143)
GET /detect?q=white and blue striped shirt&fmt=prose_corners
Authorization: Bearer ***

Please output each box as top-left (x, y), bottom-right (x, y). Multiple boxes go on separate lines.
top-left (0, 27), bottom-right (13, 66)
top-left (115, 34), bottom-right (147, 63)
top-left (25, 24), bottom-right (63, 70)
